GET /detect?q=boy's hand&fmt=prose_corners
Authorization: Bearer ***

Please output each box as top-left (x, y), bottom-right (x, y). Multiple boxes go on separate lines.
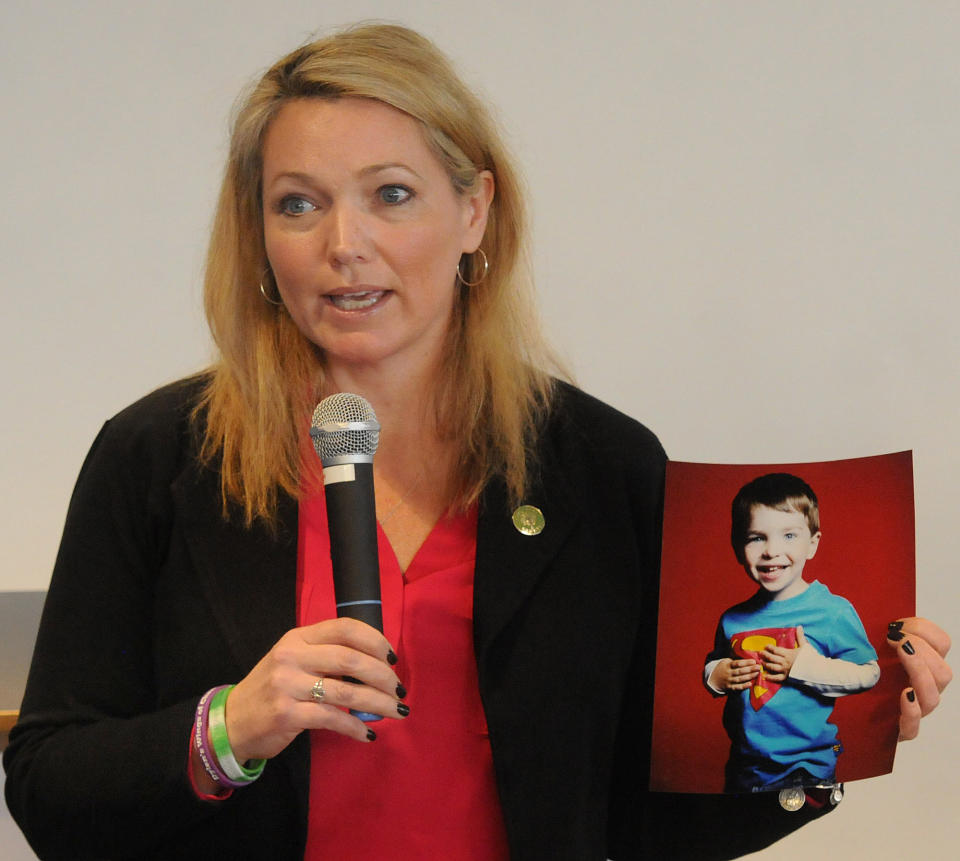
top-left (761, 625), bottom-right (807, 681)
top-left (888, 617), bottom-right (952, 741)
top-left (709, 657), bottom-right (761, 692)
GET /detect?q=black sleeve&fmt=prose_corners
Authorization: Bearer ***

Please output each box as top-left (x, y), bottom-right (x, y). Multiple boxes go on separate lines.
top-left (1, 383), bottom-right (236, 860)
top-left (629, 790), bottom-right (835, 860)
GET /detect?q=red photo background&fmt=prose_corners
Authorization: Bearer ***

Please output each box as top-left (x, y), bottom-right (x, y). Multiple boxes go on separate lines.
top-left (650, 453), bottom-right (915, 793)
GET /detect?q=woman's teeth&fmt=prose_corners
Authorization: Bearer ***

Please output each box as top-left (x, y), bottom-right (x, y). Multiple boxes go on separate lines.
top-left (329, 291), bottom-right (382, 310)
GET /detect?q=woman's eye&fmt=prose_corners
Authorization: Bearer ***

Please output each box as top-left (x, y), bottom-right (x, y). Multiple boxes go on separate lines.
top-left (278, 196), bottom-right (316, 216)
top-left (378, 184), bottom-right (412, 205)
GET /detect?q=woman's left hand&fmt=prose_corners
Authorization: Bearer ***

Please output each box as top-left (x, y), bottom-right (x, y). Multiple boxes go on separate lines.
top-left (887, 617), bottom-right (952, 741)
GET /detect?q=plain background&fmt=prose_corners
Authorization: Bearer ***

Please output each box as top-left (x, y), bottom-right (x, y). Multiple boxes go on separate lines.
top-left (1, 1), bottom-right (956, 858)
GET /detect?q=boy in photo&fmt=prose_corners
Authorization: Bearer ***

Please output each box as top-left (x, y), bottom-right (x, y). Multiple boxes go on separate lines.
top-left (704, 473), bottom-right (880, 793)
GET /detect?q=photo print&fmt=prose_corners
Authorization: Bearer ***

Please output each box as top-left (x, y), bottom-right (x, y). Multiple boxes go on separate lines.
top-left (650, 452), bottom-right (914, 794)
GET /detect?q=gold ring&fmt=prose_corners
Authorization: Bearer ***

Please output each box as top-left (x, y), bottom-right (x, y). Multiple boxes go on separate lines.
top-left (311, 677), bottom-right (325, 703)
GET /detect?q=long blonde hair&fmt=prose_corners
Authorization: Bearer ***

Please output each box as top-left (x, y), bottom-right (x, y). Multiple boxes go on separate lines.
top-left (198, 23), bottom-right (559, 525)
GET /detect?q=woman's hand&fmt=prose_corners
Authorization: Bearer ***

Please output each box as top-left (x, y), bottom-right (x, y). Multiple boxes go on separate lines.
top-left (224, 617), bottom-right (408, 763)
top-left (887, 617), bottom-right (952, 741)
top-left (709, 657), bottom-right (761, 692)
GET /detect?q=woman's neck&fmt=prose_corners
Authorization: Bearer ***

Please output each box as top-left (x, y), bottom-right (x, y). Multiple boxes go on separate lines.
top-left (320, 357), bottom-right (458, 568)
top-left (322, 360), bottom-right (441, 459)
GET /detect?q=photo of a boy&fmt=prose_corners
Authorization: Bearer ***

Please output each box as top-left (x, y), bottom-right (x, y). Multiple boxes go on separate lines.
top-left (704, 473), bottom-right (880, 793)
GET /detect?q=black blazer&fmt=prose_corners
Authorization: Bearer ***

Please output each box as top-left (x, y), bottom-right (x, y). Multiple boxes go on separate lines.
top-left (4, 378), bottom-right (827, 859)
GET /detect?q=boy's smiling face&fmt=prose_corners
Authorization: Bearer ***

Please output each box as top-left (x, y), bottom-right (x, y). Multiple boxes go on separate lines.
top-left (742, 505), bottom-right (821, 601)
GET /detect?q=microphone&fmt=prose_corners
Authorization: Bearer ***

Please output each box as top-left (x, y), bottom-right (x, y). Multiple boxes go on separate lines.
top-left (310, 393), bottom-right (383, 722)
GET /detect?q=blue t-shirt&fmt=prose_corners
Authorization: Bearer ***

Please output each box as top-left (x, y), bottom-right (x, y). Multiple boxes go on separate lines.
top-left (707, 580), bottom-right (877, 791)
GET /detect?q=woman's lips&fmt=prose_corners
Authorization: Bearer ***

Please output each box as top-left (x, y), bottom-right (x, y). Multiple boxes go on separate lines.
top-left (325, 290), bottom-right (388, 311)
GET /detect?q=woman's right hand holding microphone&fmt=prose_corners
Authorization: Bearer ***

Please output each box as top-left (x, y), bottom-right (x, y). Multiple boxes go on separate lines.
top-left (191, 617), bottom-right (407, 794)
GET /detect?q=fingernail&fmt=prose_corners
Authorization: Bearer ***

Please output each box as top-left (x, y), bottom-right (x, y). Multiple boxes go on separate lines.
top-left (367, 728), bottom-right (377, 741)
top-left (397, 703), bottom-right (410, 717)
top-left (396, 682), bottom-right (407, 699)
top-left (387, 650), bottom-right (398, 665)
top-left (887, 629), bottom-right (905, 642)
top-left (888, 620), bottom-right (904, 632)
top-left (906, 689), bottom-right (916, 703)
top-left (903, 640), bottom-right (916, 656)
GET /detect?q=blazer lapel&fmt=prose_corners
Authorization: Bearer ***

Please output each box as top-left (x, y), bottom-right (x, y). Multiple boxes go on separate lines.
top-left (171, 462), bottom-right (298, 675)
top-left (473, 456), bottom-right (581, 662)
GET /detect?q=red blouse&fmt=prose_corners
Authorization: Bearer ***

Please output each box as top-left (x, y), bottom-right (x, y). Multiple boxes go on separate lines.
top-left (297, 491), bottom-right (510, 860)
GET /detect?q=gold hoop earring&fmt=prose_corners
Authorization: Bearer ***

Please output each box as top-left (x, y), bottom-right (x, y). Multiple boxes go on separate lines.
top-left (456, 248), bottom-right (489, 287)
top-left (259, 269), bottom-right (284, 306)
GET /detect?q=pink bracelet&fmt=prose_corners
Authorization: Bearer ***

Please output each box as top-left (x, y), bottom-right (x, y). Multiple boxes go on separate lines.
top-left (187, 726), bottom-right (232, 801)
top-left (193, 686), bottom-right (249, 790)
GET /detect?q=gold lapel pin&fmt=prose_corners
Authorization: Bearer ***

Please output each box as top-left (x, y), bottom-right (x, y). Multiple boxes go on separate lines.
top-left (512, 504), bottom-right (545, 536)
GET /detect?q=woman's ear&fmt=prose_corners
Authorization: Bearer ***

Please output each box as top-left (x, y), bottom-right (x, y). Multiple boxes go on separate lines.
top-left (462, 170), bottom-right (495, 251)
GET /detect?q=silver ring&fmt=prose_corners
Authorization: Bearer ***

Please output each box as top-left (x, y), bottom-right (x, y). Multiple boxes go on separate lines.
top-left (311, 677), bottom-right (326, 703)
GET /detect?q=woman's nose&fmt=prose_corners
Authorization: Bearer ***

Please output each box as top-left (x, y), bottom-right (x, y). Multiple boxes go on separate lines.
top-left (327, 203), bottom-right (369, 267)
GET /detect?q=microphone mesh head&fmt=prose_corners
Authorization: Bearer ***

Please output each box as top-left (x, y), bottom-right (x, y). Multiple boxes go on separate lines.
top-left (310, 393), bottom-right (380, 465)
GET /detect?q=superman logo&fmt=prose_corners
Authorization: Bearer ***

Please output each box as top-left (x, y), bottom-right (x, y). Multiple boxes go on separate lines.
top-left (730, 626), bottom-right (798, 710)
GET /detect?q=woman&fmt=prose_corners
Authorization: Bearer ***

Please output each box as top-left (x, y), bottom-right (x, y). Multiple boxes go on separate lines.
top-left (3, 23), bottom-right (950, 861)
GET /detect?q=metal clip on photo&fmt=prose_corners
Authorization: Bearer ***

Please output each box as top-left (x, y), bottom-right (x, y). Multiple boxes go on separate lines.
top-left (778, 782), bottom-right (844, 811)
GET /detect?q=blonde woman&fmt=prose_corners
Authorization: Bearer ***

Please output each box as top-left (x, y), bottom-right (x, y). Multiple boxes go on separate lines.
top-left (5, 24), bottom-right (950, 861)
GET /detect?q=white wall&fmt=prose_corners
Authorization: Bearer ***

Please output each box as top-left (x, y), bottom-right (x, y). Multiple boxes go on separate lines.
top-left (1, 1), bottom-right (956, 858)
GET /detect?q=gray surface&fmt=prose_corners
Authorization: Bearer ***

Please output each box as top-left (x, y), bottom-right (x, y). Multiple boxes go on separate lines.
top-left (1, 591), bottom-right (44, 859)
top-left (0, 591), bottom-right (45, 710)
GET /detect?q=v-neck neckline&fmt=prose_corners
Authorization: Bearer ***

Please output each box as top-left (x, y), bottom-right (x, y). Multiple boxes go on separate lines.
top-left (377, 505), bottom-right (478, 582)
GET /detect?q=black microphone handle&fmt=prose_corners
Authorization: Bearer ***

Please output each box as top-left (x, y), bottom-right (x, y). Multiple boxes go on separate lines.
top-left (323, 461), bottom-right (383, 632)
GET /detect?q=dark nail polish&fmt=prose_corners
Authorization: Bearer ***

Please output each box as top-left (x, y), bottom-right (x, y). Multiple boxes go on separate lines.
top-left (906, 689), bottom-right (916, 703)
top-left (367, 728), bottom-right (377, 741)
top-left (903, 640), bottom-right (916, 656)
top-left (387, 650), bottom-right (398, 665)
top-left (888, 620), bottom-right (904, 632)
top-left (396, 683), bottom-right (407, 700)
top-left (396, 703), bottom-right (410, 717)
top-left (888, 629), bottom-right (905, 642)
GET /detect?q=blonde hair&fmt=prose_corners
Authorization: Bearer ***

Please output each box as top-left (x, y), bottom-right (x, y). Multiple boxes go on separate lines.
top-left (197, 23), bottom-right (559, 525)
